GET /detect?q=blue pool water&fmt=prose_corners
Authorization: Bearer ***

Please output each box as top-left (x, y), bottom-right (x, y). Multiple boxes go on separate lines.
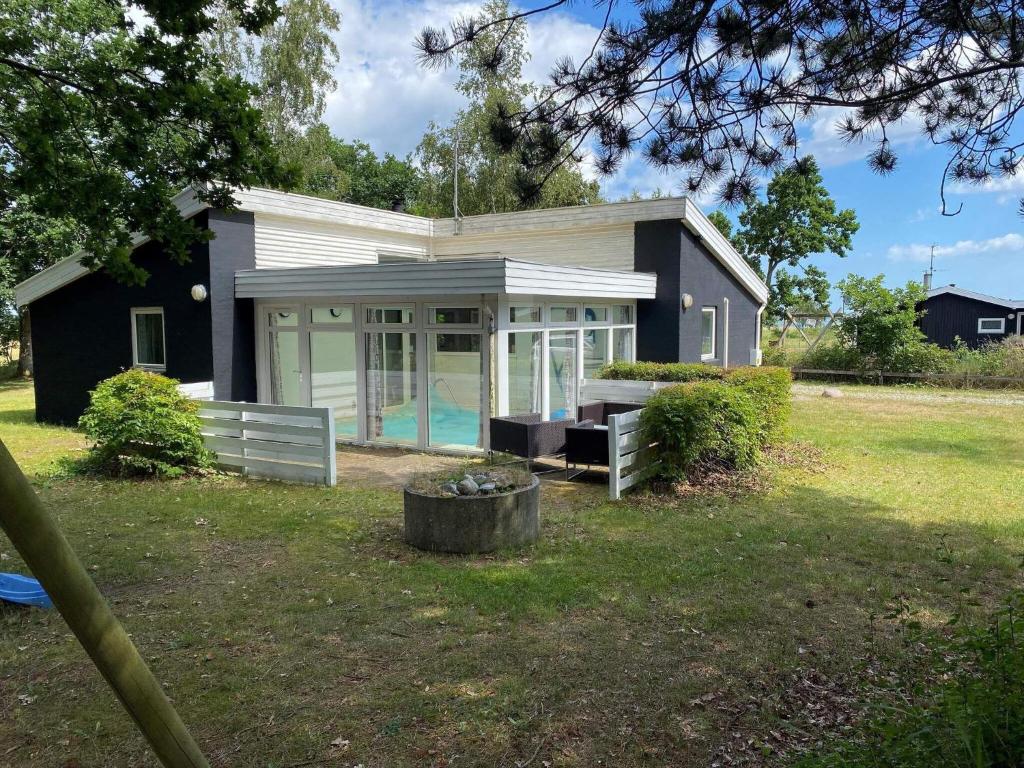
top-left (337, 387), bottom-right (480, 448)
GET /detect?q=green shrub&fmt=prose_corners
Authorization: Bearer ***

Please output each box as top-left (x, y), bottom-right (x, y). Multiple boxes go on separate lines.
top-left (796, 342), bottom-right (867, 371)
top-left (641, 382), bottom-right (761, 478)
top-left (887, 340), bottom-right (956, 373)
top-left (800, 590), bottom-right (1024, 768)
top-left (78, 370), bottom-right (211, 478)
top-left (597, 361), bottom-right (725, 382)
top-left (724, 366), bottom-right (792, 443)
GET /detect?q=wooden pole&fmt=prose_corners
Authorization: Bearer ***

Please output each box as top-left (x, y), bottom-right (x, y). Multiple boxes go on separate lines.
top-left (0, 440), bottom-right (209, 768)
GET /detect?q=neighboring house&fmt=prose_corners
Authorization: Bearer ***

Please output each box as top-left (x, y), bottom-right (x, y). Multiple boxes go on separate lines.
top-left (14, 188), bottom-right (768, 453)
top-left (919, 285), bottom-right (1024, 349)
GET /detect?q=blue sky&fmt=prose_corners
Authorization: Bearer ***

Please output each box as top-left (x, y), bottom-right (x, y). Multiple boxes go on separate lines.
top-left (323, 0), bottom-right (1024, 303)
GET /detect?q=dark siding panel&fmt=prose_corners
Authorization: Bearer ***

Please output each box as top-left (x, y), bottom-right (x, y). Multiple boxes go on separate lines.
top-left (634, 220), bottom-right (762, 365)
top-left (919, 294), bottom-right (1016, 348)
top-left (30, 214), bottom-right (213, 425)
top-left (208, 210), bottom-right (257, 401)
top-left (634, 220), bottom-right (682, 363)
top-left (679, 226), bottom-right (760, 366)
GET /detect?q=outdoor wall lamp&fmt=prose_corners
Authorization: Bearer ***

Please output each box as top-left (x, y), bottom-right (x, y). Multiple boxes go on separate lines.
top-left (681, 293), bottom-right (694, 310)
top-left (190, 284), bottom-right (208, 302)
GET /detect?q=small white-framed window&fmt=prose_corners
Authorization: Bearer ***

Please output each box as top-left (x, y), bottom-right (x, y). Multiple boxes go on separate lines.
top-left (309, 305), bottom-right (354, 325)
top-left (364, 305), bottom-right (414, 325)
top-left (131, 307), bottom-right (166, 370)
top-left (547, 304), bottom-right (579, 325)
top-left (583, 305), bottom-right (610, 324)
top-left (509, 304), bottom-right (542, 325)
top-left (701, 306), bottom-right (717, 360)
top-left (427, 306), bottom-right (481, 328)
top-left (978, 317), bottom-right (1005, 334)
top-left (611, 304), bottom-right (633, 325)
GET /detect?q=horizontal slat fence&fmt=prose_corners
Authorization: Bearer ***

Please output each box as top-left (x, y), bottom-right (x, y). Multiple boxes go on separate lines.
top-left (198, 401), bottom-right (336, 486)
top-left (579, 378), bottom-right (671, 404)
top-left (792, 368), bottom-right (1024, 388)
top-left (607, 409), bottom-right (660, 500)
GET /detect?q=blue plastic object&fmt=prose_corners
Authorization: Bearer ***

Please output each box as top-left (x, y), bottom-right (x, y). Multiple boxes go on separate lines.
top-left (0, 573), bottom-right (53, 609)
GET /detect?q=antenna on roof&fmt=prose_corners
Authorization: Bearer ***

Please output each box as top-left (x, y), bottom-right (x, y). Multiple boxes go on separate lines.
top-left (453, 129), bottom-right (462, 235)
top-left (923, 244), bottom-right (936, 290)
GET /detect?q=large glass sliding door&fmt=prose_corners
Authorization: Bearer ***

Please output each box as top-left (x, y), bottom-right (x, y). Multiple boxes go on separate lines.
top-left (364, 310), bottom-right (418, 445)
top-left (548, 331), bottom-right (577, 420)
top-left (267, 309), bottom-right (303, 406)
top-left (427, 332), bottom-right (483, 449)
top-left (309, 305), bottom-right (357, 438)
top-left (507, 331), bottom-right (542, 415)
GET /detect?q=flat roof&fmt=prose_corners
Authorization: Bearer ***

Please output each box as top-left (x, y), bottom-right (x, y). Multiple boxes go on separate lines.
top-left (235, 258), bottom-right (658, 300)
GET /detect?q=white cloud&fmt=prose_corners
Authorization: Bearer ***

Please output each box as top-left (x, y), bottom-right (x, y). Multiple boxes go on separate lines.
top-left (887, 233), bottom-right (1024, 263)
top-left (799, 106), bottom-right (926, 168)
top-left (952, 174), bottom-right (1024, 195)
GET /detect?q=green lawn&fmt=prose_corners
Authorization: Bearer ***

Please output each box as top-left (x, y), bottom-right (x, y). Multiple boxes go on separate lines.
top-left (1, 380), bottom-right (1022, 767)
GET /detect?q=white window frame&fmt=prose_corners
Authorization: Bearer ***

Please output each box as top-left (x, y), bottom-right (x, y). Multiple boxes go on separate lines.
top-left (583, 304), bottom-right (612, 325)
top-left (978, 317), bottom-right (1005, 334)
top-left (130, 307), bottom-right (167, 371)
top-left (546, 303), bottom-right (581, 327)
top-left (363, 304), bottom-right (415, 328)
top-left (701, 306), bottom-right (717, 361)
top-left (507, 303), bottom-right (544, 328)
top-left (425, 304), bottom-right (483, 329)
top-left (308, 303), bottom-right (356, 327)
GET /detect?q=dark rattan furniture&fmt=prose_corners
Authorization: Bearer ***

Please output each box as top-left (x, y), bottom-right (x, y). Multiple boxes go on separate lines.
top-left (566, 402), bottom-right (643, 480)
top-left (577, 401), bottom-right (643, 426)
top-left (489, 413), bottom-right (574, 469)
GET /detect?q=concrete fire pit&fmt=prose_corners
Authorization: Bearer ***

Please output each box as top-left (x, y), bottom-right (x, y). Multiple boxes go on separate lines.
top-left (403, 475), bottom-right (540, 554)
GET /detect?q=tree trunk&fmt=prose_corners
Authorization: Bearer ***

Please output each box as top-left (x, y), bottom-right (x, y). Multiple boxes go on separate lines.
top-left (17, 308), bottom-right (32, 378)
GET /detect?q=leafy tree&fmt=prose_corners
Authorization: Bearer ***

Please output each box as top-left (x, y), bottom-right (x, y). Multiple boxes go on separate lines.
top-left (206, 0), bottom-right (340, 179)
top-left (418, 1), bottom-right (1024, 212)
top-left (298, 127), bottom-right (422, 210)
top-left (707, 211), bottom-right (734, 241)
top-left (414, 0), bottom-right (601, 217)
top-left (733, 157), bottom-right (858, 319)
top-left (835, 274), bottom-right (927, 367)
top-left (0, 202), bottom-right (84, 375)
top-left (1, 0), bottom-right (291, 285)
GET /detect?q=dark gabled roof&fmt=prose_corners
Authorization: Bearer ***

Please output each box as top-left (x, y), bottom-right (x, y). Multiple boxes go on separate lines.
top-left (926, 285), bottom-right (1024, 309)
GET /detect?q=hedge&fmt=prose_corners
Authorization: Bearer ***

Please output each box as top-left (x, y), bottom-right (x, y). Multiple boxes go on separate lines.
top-left (597, 361), bottom-right (726, 382)
top-left (79, 370), bottom-right (211, 478)
top-left (724, 366), bottom-right (792, 444)
top-left (640, 382), bottom-right (761, 477)
top-left (600, 362), bottom-right (793, 479)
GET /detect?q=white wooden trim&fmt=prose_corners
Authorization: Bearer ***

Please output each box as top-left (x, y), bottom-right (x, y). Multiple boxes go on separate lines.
top-left (723, 297), bottom-right (730, 367)
top-left (199, 401), bottom-right (336, 486)
top-left (607, 409), bottom-right (660, 500)
top-left (680, 198), bottom-right (770, 304)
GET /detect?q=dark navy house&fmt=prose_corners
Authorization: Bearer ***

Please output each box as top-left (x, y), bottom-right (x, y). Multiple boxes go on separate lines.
top-left (919, 285), bottom-right (1024, 349)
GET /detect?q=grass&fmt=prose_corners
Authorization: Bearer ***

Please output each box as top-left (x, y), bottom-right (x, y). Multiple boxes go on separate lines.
top-left (1, 379), bottom-right (1023, 766)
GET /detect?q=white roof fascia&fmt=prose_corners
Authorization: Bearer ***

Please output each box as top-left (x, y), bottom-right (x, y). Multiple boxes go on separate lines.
top-left (926, 285), bottom-right (1024, 309)
top-left (14, 187), bottom-right (208, 307)
top-left (679, 198), bottom-right (770, 305)
top-left (235, 257), bottom-right (657, 300)
top-left (233, 187), bottom-right (433, 237)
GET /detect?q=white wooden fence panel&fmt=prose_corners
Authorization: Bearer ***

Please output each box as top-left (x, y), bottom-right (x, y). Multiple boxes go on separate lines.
top-left (178, 381), bottom-right (215, 400)
top-left (607, 408), bottom-right (661, 500)
top-left (580, 379), bottom-right (671, 405)
top-left (198, 401), bottom-right (337, 486)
